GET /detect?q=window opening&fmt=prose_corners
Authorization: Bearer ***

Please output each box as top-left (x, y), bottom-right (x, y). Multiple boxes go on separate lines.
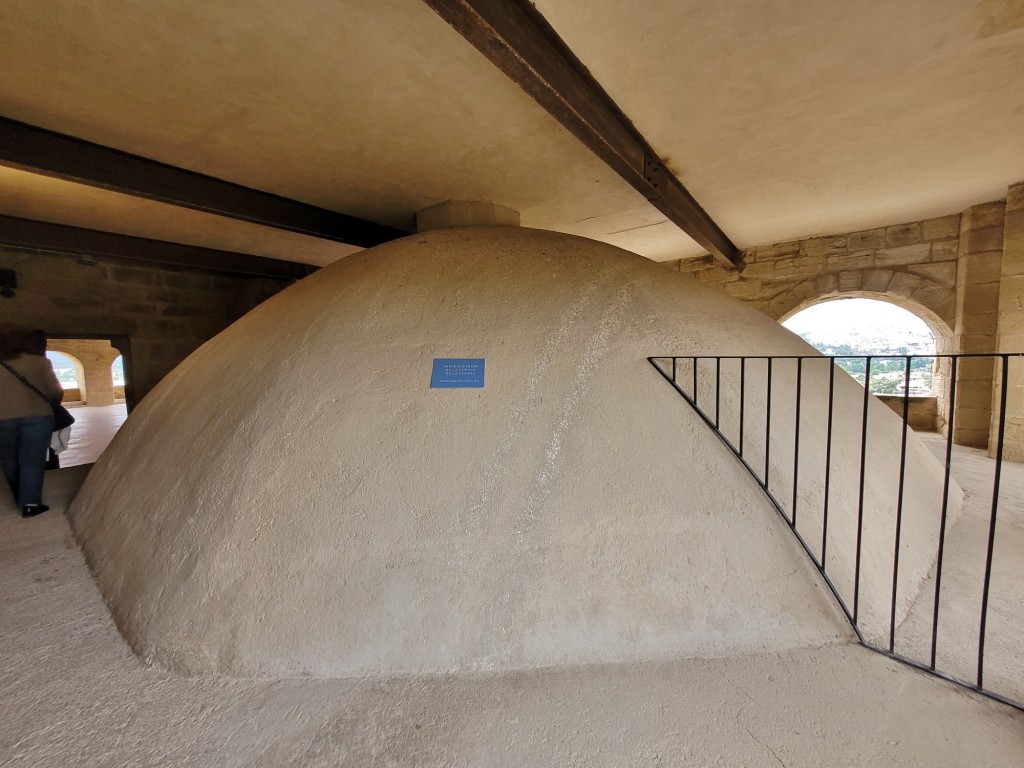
top-left (783, 298), bottom-right (935, 395)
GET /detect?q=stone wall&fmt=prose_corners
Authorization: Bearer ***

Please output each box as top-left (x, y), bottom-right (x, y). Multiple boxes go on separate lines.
top-left (953, 203), bottom-right (1005, 447)
top-left (675, 182), bottom-right (1024, 453)
top-left (996, 182), bottom-right (1024, 461)
top-left (0, 249), bottom-right (294, 405)
top-left (677, 214), bottom-right (960, 336)
top-left (876, 396), bottom-right (938, 433)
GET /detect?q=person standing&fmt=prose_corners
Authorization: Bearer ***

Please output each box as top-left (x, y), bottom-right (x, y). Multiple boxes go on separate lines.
top-left (0, 327), bottom-right (64, 517)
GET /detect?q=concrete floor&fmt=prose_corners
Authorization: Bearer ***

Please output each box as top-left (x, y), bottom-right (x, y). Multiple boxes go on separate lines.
top-left (899, 433), bottom-right (1024, 704)
top-left (60, 403), bottom-right (128, 468)
top-left (1, 463), bottom-right (1022, 766)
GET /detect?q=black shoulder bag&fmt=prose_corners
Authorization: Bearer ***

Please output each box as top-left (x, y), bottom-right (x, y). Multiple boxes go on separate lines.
top-left (1, 361), bottom-right (76, 430)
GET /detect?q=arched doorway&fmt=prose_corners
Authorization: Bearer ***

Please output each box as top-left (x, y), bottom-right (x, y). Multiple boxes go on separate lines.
top-left (781, 297), bottom-right (948, 432)
top-left (111, 355), bottom-right (126, 402)
top-left (45, 338), bottom-right (130, 467)
top-left (45, 350), bottom-right (87, 403)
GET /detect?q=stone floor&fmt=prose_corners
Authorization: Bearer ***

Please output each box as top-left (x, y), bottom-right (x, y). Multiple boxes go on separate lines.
top-left (60, 403), bottom-right (128, 468)
top-left (1, 463), bottom-right (1021, 766)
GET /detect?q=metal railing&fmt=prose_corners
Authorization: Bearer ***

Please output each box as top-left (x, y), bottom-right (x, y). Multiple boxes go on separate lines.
top-left (648, 353), bottom-right (1024, 711)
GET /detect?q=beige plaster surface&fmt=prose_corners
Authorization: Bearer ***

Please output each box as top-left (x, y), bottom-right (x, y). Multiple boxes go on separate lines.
top-left (533, 0), bottom-right (1024, 249)
top-left (1, 468), bottom-right (1023, 767)
top-left (67, 227), bottom-right (952, 677)
top-left (0, 0), bottom-right (696, 261)
top-left (680, 353), bottom-right (965, 647)
top-left (2, 0), bottom-right (1022, 264)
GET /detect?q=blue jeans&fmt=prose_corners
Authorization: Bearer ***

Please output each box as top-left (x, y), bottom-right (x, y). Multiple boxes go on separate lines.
top-left (0, 415), bottom-right (55, 506)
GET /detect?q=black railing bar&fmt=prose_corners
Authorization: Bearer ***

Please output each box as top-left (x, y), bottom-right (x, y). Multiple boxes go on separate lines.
top-left (930, 356), bottom-right (958, 670)
top-left (692, 356), bottom-right (699, 408)
top-left (765, 358), bottom-right (773, 491)
top-left (821, 360), bottom-right (836, 569)
top-left (792, 358), bottom-right (803, 528)
top-left (650, 353), bottom-right (1024, 360)
top-left (647, 358), bottom-right (745, 456)
top-left (977, 355), bottom-right (1010, 689)
top-left (739, 358), bottom-right (746, 458)
top-left (853, 356), bottom-right (872, 624)
top-left (651, 358), bottom-right (676, 388)
top-left (715, 357), bottom-right (721, 429)
top-left (860, 643), bottom-right (1024, 714)
top-left (889, 357), bottom-right (913, 653)
top-left (647, 354), bottom-right (1024, 713)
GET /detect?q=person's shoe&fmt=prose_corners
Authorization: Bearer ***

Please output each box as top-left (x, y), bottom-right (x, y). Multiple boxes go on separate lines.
top-left (21, 504), bottom-right (49, 518)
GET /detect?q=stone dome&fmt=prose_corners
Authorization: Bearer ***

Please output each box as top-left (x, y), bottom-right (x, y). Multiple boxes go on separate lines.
top-left (68, 226), bottom-right (952, 677)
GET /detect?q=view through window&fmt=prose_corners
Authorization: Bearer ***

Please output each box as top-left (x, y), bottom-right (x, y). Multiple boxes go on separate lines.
top-left (112, 355), bottom-right (124, 387)
top-left (783, 298), bottom-right (935, 395)
top-left (46, 351), bottom-right (80, 390)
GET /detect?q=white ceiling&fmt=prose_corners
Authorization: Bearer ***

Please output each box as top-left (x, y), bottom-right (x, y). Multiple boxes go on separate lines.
top-left (0, 0), bottom-right (1022, 266)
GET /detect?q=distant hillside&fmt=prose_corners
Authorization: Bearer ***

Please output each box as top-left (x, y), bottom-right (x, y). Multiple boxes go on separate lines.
top-left (783, 299), bottom-right (936, 394)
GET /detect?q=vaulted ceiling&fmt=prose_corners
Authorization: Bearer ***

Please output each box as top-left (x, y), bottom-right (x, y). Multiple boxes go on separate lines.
top-left (1, 0), bottom-right (1022, 270)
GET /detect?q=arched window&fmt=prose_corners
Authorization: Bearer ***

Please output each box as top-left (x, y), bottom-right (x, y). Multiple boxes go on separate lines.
top-left (46, 351), bottom-right (84, 392)
top-left (783, 298), bottom-right (935, 395)
top-left (111, 355), bottom-right (125, 387)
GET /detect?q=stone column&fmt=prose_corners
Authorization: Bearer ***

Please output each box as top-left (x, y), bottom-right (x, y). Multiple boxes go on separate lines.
top-left (952, 202), bottom-right (1005, 448)
top-left (994, 182), bottom-right (1024, 460)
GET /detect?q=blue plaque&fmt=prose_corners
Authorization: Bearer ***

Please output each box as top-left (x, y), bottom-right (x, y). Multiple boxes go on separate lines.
top-left (431, 358), bottom-right (485, 388)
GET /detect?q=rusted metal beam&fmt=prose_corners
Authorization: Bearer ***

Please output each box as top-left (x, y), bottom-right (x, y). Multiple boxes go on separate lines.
top-left (422, 0), bottom-right (740, 267)
top-left (0, 116), bottom-right (406, 249)
top-left (0, 215), bottom-right (318, 280)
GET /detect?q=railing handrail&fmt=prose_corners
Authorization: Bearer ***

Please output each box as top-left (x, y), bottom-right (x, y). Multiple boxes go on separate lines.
top-left (651, 353), bottom-right (1024, 360)
top-left (648, 353), bottom-right (1023, 712)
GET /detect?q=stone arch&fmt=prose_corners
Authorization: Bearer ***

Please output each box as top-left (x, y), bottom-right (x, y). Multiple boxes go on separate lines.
top-left (778, 291), bottom-right (952, 348)
top-left (46, 347), bottom-right (87, 401)
top-left (778, 292), bottom-right (954, 434)
top-left (46, 339), bottom-right (121, 406)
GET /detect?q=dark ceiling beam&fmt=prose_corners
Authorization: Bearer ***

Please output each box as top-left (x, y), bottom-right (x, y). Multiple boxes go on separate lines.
top-left (0, 117), bottom-right (407, 249)
top-left (423, 0), bottom-right (741, 267)
top-left (0, 215), bottom-right (318, 280)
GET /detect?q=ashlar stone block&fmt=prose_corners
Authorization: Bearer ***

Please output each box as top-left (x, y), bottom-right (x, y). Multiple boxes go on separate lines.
top-left (920, 214), bottom-right (961, 242)
top-left (860, 269), bottom-right (893, 293)
top-left (963, 227), bottom-right (1005, 254)
top-left (885, 223), bottom-right (922, 248)
top-left (838, 270), bottom-right (861, 291)
top-left (815, 273), bottom-right (839, 294)
top-left (800, 237), bottom-right (847, 259)
top-left (1007, 181), bottom-right (1024, 210)
top-left (755, 241), bottom-right (800, 259)
top-left (724, 279), bottom-right (765, 300)
top-left (826, 250), bottom-right (873, 271)
top-left (907, 262), bottom-right (957, 288)
top-left (961, 202), bottom-right (1006, 232)
top-left (875, 243), bottom-right (931, 267)
top-left (961, 282), bottom-right (1001, 312)
top-left (912, 283), bottom-right (955, 313)
top-left (771, 255), bottom-right (825, 279)
top-left (887, 272), bottom-right (922, 297)
top-left (994, 312), bottom-right (1024, 337)
top-left (930, 240), bottom-right (959, 262)
top-left (847, 228), bottom-right (885, 251)
top-left (956, 333), bottom-right (997, 354)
